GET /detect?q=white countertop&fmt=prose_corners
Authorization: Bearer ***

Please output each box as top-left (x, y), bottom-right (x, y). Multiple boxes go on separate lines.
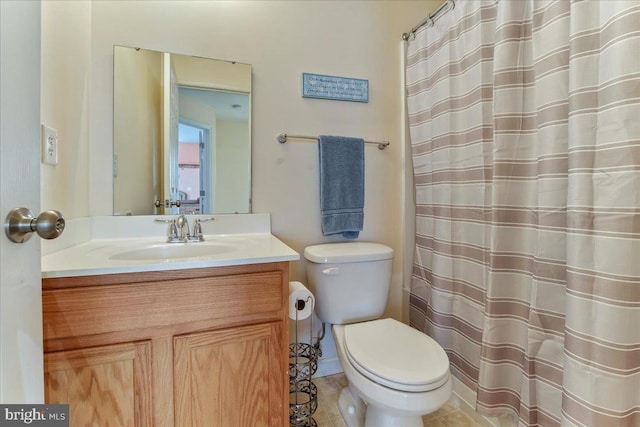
top-left (42, 233), bottom-right (299, 278)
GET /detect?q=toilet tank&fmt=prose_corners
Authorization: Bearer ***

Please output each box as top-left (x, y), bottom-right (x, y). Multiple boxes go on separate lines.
top-left (304, 242), bottom-right (393, 325)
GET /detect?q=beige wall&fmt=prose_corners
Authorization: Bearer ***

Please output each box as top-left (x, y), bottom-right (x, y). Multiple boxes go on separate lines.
top-left (42, 1), bottom-right (443, 320)
top-left (113, 47), bottom-right (163, 215)
top-left (88, 0), bottom-right (438, 322)
top-left (41, 0), bottom-right (91, 219)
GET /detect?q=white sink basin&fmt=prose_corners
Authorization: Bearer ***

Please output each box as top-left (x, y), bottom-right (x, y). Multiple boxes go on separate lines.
top-left (109, 243), bottom-right (235, 261)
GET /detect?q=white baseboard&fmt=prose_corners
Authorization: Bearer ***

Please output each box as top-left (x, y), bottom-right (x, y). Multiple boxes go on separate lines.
top-left (314, 356), bottom-right (343, 378)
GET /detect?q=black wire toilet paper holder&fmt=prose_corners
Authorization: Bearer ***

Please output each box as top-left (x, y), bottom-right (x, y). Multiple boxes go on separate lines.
top-left (289, 295), bottom-right (322, 427)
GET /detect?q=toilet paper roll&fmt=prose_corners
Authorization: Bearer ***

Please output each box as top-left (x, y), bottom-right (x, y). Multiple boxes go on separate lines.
top-left (289, 281), bottom-right (315, 321)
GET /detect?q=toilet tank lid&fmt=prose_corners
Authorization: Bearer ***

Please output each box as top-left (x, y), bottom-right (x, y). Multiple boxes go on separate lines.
top-left (304, 242), bottom-right (393, 264)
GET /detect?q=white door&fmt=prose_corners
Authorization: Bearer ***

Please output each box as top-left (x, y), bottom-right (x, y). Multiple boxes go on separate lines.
top-left (0, 1), bottom-right (44, 403)
top-left (198, 130), bottom-right (206, 213)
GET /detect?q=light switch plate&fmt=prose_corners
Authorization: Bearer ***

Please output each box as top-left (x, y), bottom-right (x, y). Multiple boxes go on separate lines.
top-left (41, 124), bottom-right (58, 165)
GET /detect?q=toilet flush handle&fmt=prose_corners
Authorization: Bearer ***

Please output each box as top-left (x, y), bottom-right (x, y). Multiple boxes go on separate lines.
top-left (322, 267), bottom-right (340, 275)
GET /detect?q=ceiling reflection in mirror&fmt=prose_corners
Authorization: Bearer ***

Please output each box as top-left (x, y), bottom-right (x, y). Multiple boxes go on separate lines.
top-left (113, 46), bottom-right (252, 216)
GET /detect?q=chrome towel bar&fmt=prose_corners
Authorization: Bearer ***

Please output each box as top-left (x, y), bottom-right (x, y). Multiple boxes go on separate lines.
top-left (277, 133), bottom-right (390, 150)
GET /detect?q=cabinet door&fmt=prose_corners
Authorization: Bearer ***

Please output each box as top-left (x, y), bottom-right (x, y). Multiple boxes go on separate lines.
top-left (174, 323), bottom-right (285, 427)
top-left (45, 341), bottom-right (152, 427)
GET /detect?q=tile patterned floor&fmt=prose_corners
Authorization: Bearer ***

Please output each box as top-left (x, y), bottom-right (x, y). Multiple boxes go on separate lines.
top-left (312, 373), bottom-right (480, 427)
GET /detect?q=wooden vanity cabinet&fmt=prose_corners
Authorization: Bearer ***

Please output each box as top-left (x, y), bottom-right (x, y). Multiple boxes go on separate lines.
top-left (42, 262), bottom-right (290, 427)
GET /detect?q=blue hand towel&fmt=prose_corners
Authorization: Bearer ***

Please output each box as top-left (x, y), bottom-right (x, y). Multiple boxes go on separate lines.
top-left (319, 135), bottom-right (364, 239)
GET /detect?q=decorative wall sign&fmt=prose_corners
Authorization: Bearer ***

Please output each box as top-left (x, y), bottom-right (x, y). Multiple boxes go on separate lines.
top-left (302, 73), bottom-right (369, 103)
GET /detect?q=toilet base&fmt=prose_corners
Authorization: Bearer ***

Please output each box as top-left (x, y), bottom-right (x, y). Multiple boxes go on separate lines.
top-left (364, 405), bottom-right (423, 427)
top-left (337, 386), bottom-right (424, 427)
top-left (338, 387), bottom-right (365, 427)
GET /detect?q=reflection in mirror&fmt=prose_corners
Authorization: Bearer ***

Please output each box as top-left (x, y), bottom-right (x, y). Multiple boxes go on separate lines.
top-left (113, 46), bottom-right (251, 216)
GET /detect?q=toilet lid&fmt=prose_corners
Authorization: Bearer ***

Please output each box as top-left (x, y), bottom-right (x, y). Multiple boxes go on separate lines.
top-left (343, 318), bottom-right (450, 392)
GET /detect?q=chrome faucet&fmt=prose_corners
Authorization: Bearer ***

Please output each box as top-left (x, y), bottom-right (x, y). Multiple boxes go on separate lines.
top-left (175, 215), bottom-right (191, 241)
top-left (155, 215), bottom-right (215, 243)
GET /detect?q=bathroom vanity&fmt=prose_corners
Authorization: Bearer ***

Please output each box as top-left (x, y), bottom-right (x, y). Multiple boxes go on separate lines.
top-left (40, 215), bottom-right (299, 427)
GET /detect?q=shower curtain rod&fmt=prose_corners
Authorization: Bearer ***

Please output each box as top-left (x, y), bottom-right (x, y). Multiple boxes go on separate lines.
top-left (402, 0), bottom-right (455, 41)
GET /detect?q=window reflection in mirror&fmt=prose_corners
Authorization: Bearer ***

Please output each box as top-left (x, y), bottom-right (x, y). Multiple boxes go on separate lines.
top-left (113, 46), bottom-right (251, 216)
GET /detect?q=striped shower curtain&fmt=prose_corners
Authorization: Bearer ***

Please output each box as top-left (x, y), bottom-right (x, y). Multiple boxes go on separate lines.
top-left (405, 1), bottom-right (640, 426)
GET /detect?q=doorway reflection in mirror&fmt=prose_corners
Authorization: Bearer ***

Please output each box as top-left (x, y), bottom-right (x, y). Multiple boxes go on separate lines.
top-left (113, 46), bottom-right (252, 216)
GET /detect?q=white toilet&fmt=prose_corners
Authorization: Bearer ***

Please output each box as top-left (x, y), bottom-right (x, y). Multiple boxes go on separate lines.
top-left (304, 242), bottom-right (452, 427)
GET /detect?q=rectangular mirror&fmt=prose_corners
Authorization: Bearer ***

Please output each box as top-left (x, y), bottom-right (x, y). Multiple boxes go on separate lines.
top-left (113, 46), bottom-right (252, 216)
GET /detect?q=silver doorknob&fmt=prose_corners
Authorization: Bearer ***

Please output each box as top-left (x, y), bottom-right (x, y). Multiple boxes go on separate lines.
top-left (4, 207), bottom-right (65, 243)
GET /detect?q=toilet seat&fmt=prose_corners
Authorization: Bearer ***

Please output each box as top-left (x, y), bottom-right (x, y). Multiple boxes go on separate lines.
top-left (343, 318), bottom-right (450, 393)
